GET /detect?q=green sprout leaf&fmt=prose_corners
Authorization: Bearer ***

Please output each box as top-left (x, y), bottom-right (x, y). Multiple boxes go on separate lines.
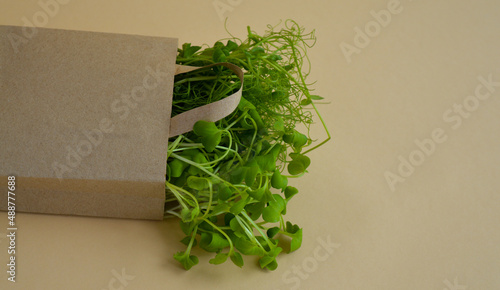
top-left (258, 247), bottom-right (282, 270)
top-left (271, 170), bottom-right (288, 189)
top-left (213, 47), bottom-right (227, 62)
top-left (230, 167), bottom-right (247, 184)
top-left (245, 201), bottom-right (265, 220)
top-left (179, 43), bottom-right (202, 58)
top-left (285, 221), bottom-right (300, 234)
top-left (193, 121), bottom-right (222, 152)
top-left (287, 154), bottom-right (311, 175)
top-left (285, 221), bottom-right (303, 252)
top-left (289, 228), bottom-right (303, 252)
top-left (245, 165), bottom-right (259, 186)
top-left (273, 117), bottom-right (285, 135)
top-left (168, 159), bottom-right (188, 178)
top-left (209, 252), bottom-right (229, 265)
top-left (181, 207), bottom-right (199, 223)
top-left (310, 95), bottom-right (324, 100)
top-left (284, 186), bottom-right (299, 200)
top-left (217, 184), bottom-right (232, 201)
top-left (226, 40), bottom-right (239, 51)
top-left (283, 130), bottom-right (308, 150)
top-left (262, 194), bottom-right (286, 223)
top-left (230, 252), bottom-right (244, 268)
top-left (187, 176), bottom-right (210, 190)
top-left (267, 227), bottom-right (280, 238)
top-left (200, 232), bottom-right (230, 252)
top-left (237, 97), bottom-right (256, 111)
top-left (174, 251), bottom-right (199, 270)
top-left (234, 237), bottom-right (265, 256)
top-left (229, 196), bottom-right (249, 215)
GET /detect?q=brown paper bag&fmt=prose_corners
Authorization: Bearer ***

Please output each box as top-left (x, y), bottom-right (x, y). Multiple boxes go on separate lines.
top-left (0, 25), bottom-right (243, 220)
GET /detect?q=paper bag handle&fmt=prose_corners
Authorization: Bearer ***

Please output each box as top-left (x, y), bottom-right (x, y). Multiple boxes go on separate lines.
top-left (169, 62), bottom-right (244, 137)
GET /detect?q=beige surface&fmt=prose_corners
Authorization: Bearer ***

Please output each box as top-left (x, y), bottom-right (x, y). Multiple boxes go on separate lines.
top-left (0, 0), bottom-right (499, 289)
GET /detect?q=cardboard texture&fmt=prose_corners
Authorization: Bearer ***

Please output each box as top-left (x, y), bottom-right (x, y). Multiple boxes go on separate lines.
top-left (0, 25), bottom-right (244, 220)
top-left (0, 25), bottom-right (178, 220)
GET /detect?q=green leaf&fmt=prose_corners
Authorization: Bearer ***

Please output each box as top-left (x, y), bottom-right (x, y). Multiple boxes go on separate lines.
top-left (200, 232), bottom-right (230, 252)
top-left (248, 187), bottom-right (265, 201)
top-left (271, 170), bottom-right (288, 189)
top-left (293, 133), bottom-right (308, 148)
top-left (226, 40), bottom-right (238, 51)
top-left (168, 159), bottom-right (188, 178)
top-left (259, 256), bottom-right (278, 271)
top-left (250, 46), bottom-right (265, 55)
top-left (210, 203), bottom-right (230, 216)
top-left (192, 152), bottom-right (209, 166)
top-left (268, 54), bottom-right (282, 61)
top-left (287, 154), bottom-right (311, 175)
top-left (209, 252), bottom-right (229, 265)
top-left (179, 220), bottom-right (194, 235)
top-left (285, 221), bottom-right (300, 234)
top-left (290, 228), bottom-right (303, 252)
top-left (181, 207), bottom-right (199, 222)
top-left (174, 252), bottom-right (199, 270)
top-left (284, 186), bottom-right (298, 200)
top-left (248, 109), bottom-right (265, 130)
top-left (217, 184), bottom-right (232, 201)
top-left (283, 132), bottom-right (294, 144)
top-left (246, 201), bottom-right (265, 220)
top-left (283, 130), bottom-right (308, 149)
top-left (214, 41), bottom-right (224, 49)
top-left (213, 47), bottom-right (227, 62)
top-left (229, 217), bottom-right (246, 238)
top-left (223, 213), bottom-right (235, 226)
top-left (257, 236), bottom-right (278, 251)
top-left (180, 43), bottom-right (202, 58)
top-left (267, 227), bottom-right (280, 238)
top-left (193, 120), bottom-right (219, 136)
top-left (300, 98), bottom-right (312, 106)
top-left (201, 131), bottom-right (222, 152)
top-left (262, 194), bottom-right (286, 223)
top-left (230, 252), bottom-right (244, 268)
top-left (230, 167), bottom-right (247, 184)
top-left (245, 165), bottom-right (259, 186)
top-left (258, 247), bottom-right (282, 270)
top-left (198, 221), bottom-right (214, 232)
top-left (310, 95), bottom-right (324, 100)
top-left (269, 144), bottom-right (282, 160)
top-left (187, 176), bottom-right (210, 190)
top-left (230, 196), bottom-right (248, 215)
top-left (263, 189), bottom-right (274, 204)
top-left (264, 259), bottom-right (278, 271)
top-left (273, 117), bottom-right (285, 135)
top-left (193, 121), bottom-right (222, 152)
top-left (237, 97), bottom-right (256, 111)
top-left (234, 237), bottom-right (265, 256)
top-left (255, 153), bottom-right (276, 172)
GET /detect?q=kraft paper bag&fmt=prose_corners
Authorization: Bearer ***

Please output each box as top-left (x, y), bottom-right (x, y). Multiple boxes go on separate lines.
top-left (0, 25), bottom-right (244, 220)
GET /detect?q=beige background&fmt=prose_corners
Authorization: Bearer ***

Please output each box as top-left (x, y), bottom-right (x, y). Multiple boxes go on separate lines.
top-left (1, 0), bottom-right (499, 289)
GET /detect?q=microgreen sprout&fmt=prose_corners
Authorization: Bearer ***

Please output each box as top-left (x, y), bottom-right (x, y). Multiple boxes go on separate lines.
top-left (166, 20), bottom-right (329, 270)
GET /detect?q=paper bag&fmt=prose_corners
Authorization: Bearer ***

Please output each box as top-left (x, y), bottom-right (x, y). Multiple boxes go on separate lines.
top-left (0, 25), bottom-right (243, 220)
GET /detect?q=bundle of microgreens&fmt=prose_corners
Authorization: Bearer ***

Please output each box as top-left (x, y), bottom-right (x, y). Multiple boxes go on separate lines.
top-left (165, 20), bottom-right (330, 270)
